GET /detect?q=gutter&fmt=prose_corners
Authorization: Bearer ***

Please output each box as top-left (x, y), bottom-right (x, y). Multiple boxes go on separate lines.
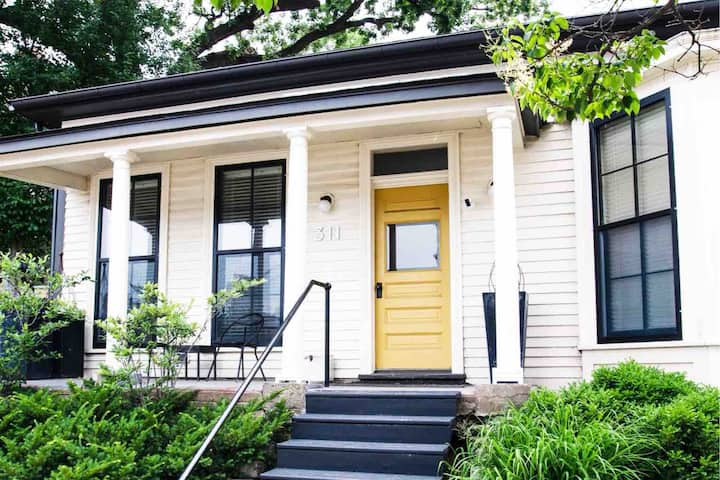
top-left (8, 0), bottom-right (716, 126)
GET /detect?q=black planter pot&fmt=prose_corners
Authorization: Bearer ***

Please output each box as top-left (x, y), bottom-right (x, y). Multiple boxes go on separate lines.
top-left (482, 291), bottom-right (529, 384)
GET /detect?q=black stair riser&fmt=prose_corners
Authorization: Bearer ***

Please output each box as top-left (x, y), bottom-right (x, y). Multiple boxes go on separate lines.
top-left (292, 421), bottom-right (452, 444)
top-left (306, 396), bottom-right (457, 416)
top-left (261, 469), bottom-right (442, 480)
top-left (277, 448), bottom-right (445, 476)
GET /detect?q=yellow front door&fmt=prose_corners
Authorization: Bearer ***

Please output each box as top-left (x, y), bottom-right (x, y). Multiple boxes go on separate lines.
top-left (374, 184), bottom-right (451, 370)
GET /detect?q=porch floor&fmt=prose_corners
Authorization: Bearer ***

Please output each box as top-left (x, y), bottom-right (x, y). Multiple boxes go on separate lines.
top-left (24, 379), bottom-right (532, 416)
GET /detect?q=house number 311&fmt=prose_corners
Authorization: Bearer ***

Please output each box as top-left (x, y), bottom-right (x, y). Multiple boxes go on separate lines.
top-left (313, 225), bottom-right (341, 242)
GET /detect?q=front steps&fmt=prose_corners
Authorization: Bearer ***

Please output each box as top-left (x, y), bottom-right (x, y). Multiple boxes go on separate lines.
top-left (261, 389), bottom-right (459, 480)
top-left (357, 370), bottom-right (466, 385)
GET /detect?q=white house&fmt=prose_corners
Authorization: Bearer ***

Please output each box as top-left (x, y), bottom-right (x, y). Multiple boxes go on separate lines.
top-left (1, 2), bottom-right (718, 388)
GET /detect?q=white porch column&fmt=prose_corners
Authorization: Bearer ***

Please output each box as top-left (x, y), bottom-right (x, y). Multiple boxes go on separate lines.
top-left (280, 128), bottom-right (311, 382)
top-left (487, 107), bottom-right (523, 384)
top-left (103, 150), bottom-right (136, 368)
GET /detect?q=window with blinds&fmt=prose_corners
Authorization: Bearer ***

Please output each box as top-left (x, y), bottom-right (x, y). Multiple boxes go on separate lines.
top-left (93, 174), bottom-right (161, 348)
top-left (213, 161), bottom-right (285, 346)
top-left (592, 91), bottom-right (681, 342)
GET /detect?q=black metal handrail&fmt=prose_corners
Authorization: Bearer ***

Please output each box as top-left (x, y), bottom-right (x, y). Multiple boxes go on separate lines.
top-left (178, 279), bottom-right (331, 480)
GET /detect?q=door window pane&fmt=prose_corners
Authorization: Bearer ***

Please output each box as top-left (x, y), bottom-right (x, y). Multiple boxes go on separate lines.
top-left (387, 222), bottom-right (440, 271)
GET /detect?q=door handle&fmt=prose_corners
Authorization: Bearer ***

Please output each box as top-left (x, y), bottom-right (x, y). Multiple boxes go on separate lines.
top-left (376, 282), bottom-right (383, 299)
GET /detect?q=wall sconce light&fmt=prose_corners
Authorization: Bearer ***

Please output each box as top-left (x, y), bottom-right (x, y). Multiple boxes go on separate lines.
top-left (486, 178), bottom-right (495, 197)
top-left (318, 193), bottom-right (335, 213)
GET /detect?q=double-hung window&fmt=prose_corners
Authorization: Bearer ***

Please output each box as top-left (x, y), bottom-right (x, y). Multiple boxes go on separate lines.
top-left (93, 174), bottom-right (161, 348)
top-left (591, 90), bottom-right (681, 342)
top-left (213, 161), bottom-right (285, 346)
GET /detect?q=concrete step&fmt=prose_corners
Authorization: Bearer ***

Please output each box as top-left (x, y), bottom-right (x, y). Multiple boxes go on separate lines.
top-left (276, 439), bottom-right (447, 476)
top-left (261, 468), bottom-right (441, 480)
top-left (305, 389), bottom-right (459, 416)
top-left (292, 413), bottom-right (455, 444)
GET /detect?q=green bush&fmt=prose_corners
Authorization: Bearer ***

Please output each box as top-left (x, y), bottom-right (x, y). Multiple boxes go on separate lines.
top-left (0, 381), bottom-right (292, 479)
top-left (591, 360), bottom-right (696, 406)
top-left (0, 252), bottom-right (88, 393)
top-left (448, 361), bottom-right (720, 480)
top-left (641, 388), bottom-right (720, 480)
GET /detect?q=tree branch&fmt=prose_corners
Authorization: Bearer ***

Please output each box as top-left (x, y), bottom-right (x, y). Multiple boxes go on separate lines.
top-left (274, 0), bottom-right (399, 58)
top-left (200, 50), bottom-right (263, 68)
top-left (191, 0), bottom-right (320, 58)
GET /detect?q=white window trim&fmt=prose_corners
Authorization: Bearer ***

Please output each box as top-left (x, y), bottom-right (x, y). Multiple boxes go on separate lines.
top-left (86, 162), bottom-right (170, 353)
top-left (359, 132), bottom-right (464, 375)
top-left (572, 119), bottom-right (598, 350)
top-left (202, 149), bottom-right (289, 349)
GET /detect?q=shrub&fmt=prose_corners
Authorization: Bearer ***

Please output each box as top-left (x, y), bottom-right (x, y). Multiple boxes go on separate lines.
top-left (640, 388), bottom-right (720, 480)
top-left (448, 361), bottom-right (720, 480)
top-left (99, 283), bottom-right (197, 394)
top-left (100, 278), bottom-right (263, 398)
top-left (0, 382), bottom-right (292, 479)
top-left (0, 252), bottom-right (87, 393)
top-left (591, 360), bottom-right (697, 406)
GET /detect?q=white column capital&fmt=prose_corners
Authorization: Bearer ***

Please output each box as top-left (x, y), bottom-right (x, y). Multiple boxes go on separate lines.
top-left (104, 150), bottom-right (139, 164)
top-left (487, 106), bottom-right (517, 126)
top-left (284, 127), bottom-right (313, 142)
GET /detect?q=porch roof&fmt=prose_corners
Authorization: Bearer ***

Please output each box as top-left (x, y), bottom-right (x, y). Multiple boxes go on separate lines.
top-left (0, 74), bottom-right (505, 155)
top-left (0, 0), bottom-right (716, 157)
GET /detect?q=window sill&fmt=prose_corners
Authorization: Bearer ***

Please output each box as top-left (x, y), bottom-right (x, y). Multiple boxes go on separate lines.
top-left (579, 339), bottom-right (720, 351)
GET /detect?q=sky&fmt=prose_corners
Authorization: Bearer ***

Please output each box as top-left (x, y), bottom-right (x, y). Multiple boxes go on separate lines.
top-left (550, 0), bottom-right (660, 16)
top-left (381, 0), bottom-right (670, 42)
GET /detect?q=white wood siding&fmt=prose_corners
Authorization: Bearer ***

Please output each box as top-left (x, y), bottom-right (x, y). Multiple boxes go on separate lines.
top-left (574, 56), bottom-right (720, 386)
top-left (460, 124), bottom-right (581, 386)
top-left (165, 157), bottom-right (283, 379)
top-left (304, 142), bottom-right (363, 380)
top-left (62, 189), bottom-right (98, 377)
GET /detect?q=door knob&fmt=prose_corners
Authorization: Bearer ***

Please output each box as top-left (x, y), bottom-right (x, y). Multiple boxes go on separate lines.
top-left (376, 282), bottom-right (383, 299)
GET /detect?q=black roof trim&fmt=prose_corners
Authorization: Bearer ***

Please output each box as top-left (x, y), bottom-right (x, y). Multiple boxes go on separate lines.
top-left (8, 0), bottom-right (717, 126)
top-left (0, 74), bottom-right (504, 154)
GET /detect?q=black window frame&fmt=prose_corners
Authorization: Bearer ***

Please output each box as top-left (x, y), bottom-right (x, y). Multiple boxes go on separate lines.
top-left (92, 173), bottom-right (162, 348)
top-left (211, 160), bottom-right (286, 347)
top-left (590, 88), bottom-right (682, 344)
